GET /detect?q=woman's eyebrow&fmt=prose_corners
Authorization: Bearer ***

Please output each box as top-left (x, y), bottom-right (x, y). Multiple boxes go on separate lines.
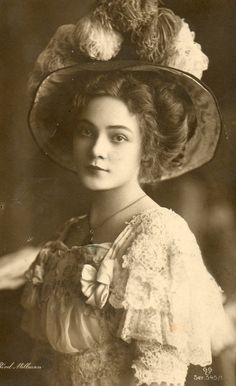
top-left (77, 119), bottom-right (94, 125)
top-left (107, 125), bottom-right (133, 133)
top-left (77, 120), bottom-right (133, 133)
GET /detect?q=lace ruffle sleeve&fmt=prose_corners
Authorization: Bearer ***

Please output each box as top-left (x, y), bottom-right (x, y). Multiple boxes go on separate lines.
top-left (109, 208), bottom-right (233, 386)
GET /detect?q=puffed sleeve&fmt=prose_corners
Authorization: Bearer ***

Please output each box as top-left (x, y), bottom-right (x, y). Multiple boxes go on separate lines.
top-left (21, 242), bottom-right (53, 340)
top-left (21, 216), bottom-right (82, 339)
top-left (109, 209), bottom-right (235, 386)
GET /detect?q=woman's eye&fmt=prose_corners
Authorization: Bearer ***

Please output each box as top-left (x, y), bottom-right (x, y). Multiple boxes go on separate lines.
top-left (112, 134), bottom-right (127, 143)
top-left (78, 127), bottom-right (93, 137)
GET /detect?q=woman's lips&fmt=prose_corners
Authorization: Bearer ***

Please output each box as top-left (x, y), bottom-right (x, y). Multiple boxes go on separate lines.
top-left (87, 165), bottom-right (109, 172)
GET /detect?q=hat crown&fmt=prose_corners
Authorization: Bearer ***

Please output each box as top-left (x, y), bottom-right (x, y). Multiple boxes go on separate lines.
top-left (29, 0), bottom-right (208, 97)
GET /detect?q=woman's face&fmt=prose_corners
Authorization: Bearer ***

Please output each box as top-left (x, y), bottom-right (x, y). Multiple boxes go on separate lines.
top-left (73, 96), bottom-right (142, 191)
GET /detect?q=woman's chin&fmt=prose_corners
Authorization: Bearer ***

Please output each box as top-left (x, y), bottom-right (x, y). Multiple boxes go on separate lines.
top-left (77, 176), bottom-right (114, 191)
top-left (76, 170), bottom-right (139, 192)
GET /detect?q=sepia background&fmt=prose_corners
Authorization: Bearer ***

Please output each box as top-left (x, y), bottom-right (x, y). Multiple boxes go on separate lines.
top-left (0, 1), bottom-right (236, 385)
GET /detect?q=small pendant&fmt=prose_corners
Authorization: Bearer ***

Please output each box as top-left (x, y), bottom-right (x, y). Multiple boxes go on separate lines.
top-left (81, 228), bottom-right (95, 245)
top-left (89, 228), bottom-right (94, 242)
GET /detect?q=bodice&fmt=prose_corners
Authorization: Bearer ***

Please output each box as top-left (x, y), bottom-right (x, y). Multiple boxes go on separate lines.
top-left (21, 207), bottom-right (233, 386)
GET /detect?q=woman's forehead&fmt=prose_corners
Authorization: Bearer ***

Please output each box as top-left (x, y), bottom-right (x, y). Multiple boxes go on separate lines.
top-left (78, 95), bottom-right (140, 130)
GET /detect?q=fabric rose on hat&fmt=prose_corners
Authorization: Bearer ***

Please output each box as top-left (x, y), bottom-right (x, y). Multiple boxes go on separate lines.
top-left (167, 21), bottom-right (209, 79)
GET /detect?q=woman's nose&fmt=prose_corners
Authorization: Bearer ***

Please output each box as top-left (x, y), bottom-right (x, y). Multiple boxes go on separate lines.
top-left (91, 134), bottom-right (109, 159)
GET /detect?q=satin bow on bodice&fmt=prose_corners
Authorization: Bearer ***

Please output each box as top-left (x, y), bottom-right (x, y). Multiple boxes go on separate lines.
top-left (80, 259), bottom-right (114, 309)
top-left (80, 221), bottom-right (136, 309)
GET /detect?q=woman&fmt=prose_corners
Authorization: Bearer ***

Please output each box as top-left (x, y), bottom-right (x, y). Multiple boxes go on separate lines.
top-left (20, 1), bottom-right (234, 385)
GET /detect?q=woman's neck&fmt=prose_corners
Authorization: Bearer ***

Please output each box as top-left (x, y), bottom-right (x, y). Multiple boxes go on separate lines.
top-left (88, 181), bottom-right (145, 228)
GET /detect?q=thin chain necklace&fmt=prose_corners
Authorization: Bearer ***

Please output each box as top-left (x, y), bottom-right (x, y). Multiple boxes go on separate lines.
top-left (87, 194), bottom-right (146, 243)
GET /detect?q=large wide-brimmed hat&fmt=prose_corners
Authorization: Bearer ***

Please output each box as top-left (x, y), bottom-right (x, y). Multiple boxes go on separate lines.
top-left (28, 0), bottom-right (221, 181)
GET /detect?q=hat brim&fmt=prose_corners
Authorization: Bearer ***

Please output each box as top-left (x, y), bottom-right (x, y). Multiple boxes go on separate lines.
top-left (28, 61), bottom-right (221, 181)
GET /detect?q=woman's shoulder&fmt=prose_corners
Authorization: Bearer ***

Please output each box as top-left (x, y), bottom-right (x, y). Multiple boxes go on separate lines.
top-left (121, 203), bottom-right (202, 275)
top-left (130, 204), bottom-right (192, 241)
top-left (51, 214), bottom-right (88, 246)
top-left (57, 214), bottom-right (87, 238)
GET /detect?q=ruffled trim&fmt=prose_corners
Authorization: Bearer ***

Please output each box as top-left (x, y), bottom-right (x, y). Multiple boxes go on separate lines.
top-left (110, 208), bottom-right (231, 366)
top-left (132, 341), bottom-right (187, 386)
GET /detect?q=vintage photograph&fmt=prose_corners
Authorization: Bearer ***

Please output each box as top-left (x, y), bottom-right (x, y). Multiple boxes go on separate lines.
top-left (0, 1), bottom-right (236, 385)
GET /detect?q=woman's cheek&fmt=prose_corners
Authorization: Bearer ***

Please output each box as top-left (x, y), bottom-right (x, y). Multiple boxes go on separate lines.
top-left (109, 149), bottom-right (121, 160)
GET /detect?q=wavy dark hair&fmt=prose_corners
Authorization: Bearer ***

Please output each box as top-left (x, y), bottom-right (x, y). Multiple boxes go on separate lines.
top-left (72, 71), bottom-right (197, 184)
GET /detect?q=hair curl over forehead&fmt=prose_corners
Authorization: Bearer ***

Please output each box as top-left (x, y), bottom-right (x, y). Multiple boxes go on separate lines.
top-left (72, 71), bottom-right (197, 184)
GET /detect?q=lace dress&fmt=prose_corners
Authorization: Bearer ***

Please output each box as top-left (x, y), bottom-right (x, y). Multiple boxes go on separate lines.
top-left (21, 207), bottom-right (232, 386)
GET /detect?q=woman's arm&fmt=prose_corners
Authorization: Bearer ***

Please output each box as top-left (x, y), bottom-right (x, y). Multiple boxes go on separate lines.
top-left (0, 247), bottom-right (39, 289)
